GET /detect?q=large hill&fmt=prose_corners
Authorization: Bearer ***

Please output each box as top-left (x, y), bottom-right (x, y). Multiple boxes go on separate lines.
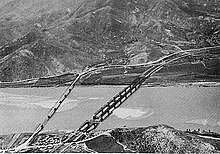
top-left (1, 125), bottom-right (220, 153)
top-left (0, 0), bottom-right (219, 82)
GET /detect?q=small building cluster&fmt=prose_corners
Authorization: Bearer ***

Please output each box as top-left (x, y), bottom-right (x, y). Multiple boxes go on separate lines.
top-left (186, 128), bottom-right (220, 138)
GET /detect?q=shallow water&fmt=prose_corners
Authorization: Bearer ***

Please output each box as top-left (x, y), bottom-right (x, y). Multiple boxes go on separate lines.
top-left (0, 86), bottom-right (219, 135)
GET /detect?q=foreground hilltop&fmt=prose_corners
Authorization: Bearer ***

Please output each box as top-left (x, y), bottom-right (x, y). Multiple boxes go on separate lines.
top-left (0, 0), bottom-right (219, 82)
top-left (0, 125), bottom-right (220, 153)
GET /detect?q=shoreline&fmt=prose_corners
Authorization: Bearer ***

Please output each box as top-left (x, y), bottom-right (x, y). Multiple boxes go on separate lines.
top-left (0, 81), bottom-right (220, 89)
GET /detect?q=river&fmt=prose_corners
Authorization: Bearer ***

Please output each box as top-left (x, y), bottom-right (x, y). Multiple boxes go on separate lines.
top-left (0, 86), bottom-right (219, 135)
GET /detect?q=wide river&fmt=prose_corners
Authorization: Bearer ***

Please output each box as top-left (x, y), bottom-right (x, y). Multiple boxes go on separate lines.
top-left (0, 86), bottom-right (219, 135)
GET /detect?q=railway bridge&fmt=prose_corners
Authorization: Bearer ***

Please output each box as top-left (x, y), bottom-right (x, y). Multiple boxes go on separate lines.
top-left (8, 46), bottom-right (220, 152)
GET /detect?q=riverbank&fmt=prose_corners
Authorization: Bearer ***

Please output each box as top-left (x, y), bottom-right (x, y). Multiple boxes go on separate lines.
top-left (0, 59), bottom-right (219, 88)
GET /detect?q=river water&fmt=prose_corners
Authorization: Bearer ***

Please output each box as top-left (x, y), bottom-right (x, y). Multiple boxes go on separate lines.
top-left (0, 86), bottom-right (219, 135)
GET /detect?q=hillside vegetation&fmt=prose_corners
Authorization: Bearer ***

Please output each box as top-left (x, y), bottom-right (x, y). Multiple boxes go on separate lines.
top-left (0, 0), bottom-right (219, 82)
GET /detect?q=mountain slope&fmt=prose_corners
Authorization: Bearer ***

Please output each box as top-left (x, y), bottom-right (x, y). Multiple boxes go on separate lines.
top-left (0, 0), bottom-right (219, 82)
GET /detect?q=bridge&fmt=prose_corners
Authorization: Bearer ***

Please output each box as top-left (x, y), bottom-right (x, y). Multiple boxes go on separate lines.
top-left (9, 46), bottom-right (220, 152)
top-left (67, 46), bottom-right (220, 135)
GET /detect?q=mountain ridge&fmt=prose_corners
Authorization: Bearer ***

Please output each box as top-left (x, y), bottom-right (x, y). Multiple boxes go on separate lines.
top-left (0, 0), bottom-right (219, 82)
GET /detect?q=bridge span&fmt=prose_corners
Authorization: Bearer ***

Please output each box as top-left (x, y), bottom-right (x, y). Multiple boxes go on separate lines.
top-left (51, 51), bottom-right (200, 152)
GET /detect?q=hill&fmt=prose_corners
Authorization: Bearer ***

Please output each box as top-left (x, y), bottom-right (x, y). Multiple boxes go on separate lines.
top-left (0, 125), bottom-right (220, 153)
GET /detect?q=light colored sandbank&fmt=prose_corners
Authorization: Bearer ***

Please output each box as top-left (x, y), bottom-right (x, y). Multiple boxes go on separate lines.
top-left (0, 92), bottom-right (95, 112)
top-left (113, 107), bottom-right (154, 120)
top-left (185, 119), bottom-right (209, 126)
top-left (186, 119), bottom-right (220, 128)
top-left (0, 91), bottom-right (105, 112)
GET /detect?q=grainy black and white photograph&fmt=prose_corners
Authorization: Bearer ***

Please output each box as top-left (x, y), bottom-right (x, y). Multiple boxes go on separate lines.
top-left (0, 0), bottom-right (219, 153)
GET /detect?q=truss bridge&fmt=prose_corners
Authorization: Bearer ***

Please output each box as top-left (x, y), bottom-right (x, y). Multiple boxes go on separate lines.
top-left (11, 46), bottom-right (220, 153)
